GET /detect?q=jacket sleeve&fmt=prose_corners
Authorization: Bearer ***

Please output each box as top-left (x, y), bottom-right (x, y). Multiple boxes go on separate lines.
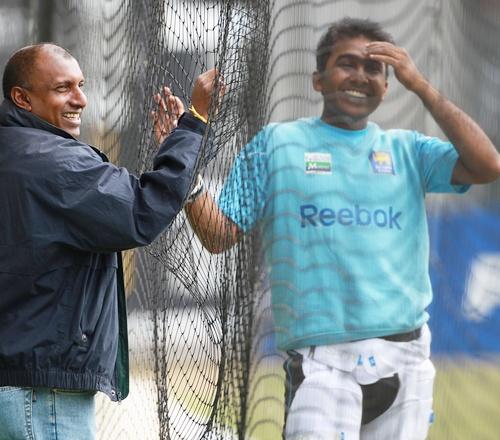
top-left (30, 113), bottom-right (206, 252)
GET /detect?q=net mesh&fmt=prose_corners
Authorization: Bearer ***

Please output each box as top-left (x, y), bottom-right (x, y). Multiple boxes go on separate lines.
top-left (0, 1), bottom-right (499, 439)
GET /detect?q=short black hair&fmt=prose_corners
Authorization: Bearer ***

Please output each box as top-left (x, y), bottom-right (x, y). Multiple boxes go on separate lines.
top-left (2, 43), bottom-right (73, 99)
top-left (316, 18), bottom-right (395, 72)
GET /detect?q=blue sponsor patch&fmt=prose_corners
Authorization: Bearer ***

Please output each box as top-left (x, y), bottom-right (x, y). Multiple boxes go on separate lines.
top-left (370, 150), bottom-right (395, 174)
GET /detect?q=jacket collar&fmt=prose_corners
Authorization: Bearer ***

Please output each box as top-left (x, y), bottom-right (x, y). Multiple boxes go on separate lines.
top-left (0, 98), bottom-right (77, 140)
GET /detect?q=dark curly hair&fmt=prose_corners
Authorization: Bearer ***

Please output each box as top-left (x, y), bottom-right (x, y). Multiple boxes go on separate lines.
top-left (316, 18), bottom-right (395, 73)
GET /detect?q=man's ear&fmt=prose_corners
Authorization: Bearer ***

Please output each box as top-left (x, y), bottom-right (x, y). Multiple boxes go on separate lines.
top-left (312, 71), bottom-right (323, 93)
top-left (381, 80), bottom-right (388, 100)
top-left (10, 86), bottom-right (32, 111)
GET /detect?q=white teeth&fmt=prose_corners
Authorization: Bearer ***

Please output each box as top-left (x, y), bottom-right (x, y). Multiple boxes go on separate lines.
top-left (345, 90), bottom-right (367, 98)
top-left (63, 113), bottom-right (80, 119)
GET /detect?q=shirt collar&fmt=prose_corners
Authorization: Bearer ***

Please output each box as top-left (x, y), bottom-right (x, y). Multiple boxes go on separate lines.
top-left (0, 98), bottom-right (77, 140)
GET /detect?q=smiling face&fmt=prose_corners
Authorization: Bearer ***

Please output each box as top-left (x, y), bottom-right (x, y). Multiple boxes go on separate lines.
top-left (313, 36), bottom-right (388, 130)
top-left (15, 47), bottom-right (87, 137)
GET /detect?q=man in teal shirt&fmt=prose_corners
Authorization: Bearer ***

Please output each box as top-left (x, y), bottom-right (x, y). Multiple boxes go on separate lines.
top-left (181, 17), bottom-right (500, 439)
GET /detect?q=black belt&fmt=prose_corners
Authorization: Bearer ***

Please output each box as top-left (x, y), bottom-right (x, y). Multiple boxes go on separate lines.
top-left (379, 327), bottom-right (421, 342)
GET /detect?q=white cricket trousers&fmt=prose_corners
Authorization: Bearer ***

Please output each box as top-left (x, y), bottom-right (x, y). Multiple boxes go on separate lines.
top-left (285, 325), bottom-right (435, 440)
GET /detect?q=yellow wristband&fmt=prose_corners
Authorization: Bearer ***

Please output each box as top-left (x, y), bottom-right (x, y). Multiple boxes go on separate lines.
top-left (189, 105), bottom-right (208, 124)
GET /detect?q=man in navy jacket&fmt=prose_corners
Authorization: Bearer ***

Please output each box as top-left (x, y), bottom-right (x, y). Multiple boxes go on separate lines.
top-left (0, 43), bottom-right (215, 439)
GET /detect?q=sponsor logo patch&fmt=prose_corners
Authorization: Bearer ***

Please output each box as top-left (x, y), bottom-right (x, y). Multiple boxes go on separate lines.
top-left (305, 152), bottom-right (332, 174)
top-left (370, 150), bottom-right (395, 174)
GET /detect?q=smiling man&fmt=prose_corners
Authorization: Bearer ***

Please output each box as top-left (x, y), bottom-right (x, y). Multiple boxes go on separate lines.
top-left (314, 35), bottom-right (388, 129)
top-left (0, 43), bottom-right (218, 439)
top-left (6, 45), bottom-right (87, 137)
top-left (173, 17), bottom-right (500, 439)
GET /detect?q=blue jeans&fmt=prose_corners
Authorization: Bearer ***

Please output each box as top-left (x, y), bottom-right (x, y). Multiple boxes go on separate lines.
top-left (0, 387), bottom-right (96, 440)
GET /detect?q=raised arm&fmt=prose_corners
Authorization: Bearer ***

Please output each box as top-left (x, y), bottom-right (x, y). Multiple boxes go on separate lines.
top-left (153, 68), bottom-right (239, 254)
top-left (152, 68), bottom-right (223, 144)
top-left (366, 42), bottom-right (500, 184)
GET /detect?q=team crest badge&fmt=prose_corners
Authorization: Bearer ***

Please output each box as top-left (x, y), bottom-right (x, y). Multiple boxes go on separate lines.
top-left (304, 152), bottom-right (332, 174)
top-left (370, 151), bottom-right (395, 174)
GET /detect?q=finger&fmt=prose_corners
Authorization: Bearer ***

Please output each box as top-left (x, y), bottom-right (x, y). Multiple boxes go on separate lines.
top-left (366, 46), bottom-right (397, 58)
top-left (366, 42), bottom-right (404, 55)
top-left (167, 95), bottom-right (183, 115)
top-left (160, 97), bottom-right (167, 112)
top-left (154, 92), bottom-right (168, 113)
top-left (368, 53), bottom-right (399, 67)
top-left (167, 95), bottom-right (176, 114)
top-left (154, 92), bottom-right (165, 104)
top-left (160, 86), bottom-right (185, 115)
top-left (366, 41), bottom-right (396, 50)
top-left (219, 80), bottom-right (227, 96)
top-left (162, 86), bottom-right (173, 104)
top-left (215, 74), bottom-right (226, 94)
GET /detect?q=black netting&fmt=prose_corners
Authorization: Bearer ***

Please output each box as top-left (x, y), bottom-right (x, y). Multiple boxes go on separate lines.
top-left (1, 1), bottom-right (499, 439)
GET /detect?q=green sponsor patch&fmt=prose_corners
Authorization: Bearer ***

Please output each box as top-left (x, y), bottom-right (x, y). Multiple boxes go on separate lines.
top-left (305, 152), bottom-right (332, 174)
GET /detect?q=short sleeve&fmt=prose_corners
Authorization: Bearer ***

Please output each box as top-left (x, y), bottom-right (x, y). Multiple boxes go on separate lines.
top-left (414, 132), bottom-right (470, 194)
top-left (218, 128), bottom-right (269, 232)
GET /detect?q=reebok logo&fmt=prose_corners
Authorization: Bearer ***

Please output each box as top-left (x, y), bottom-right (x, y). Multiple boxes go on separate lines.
top-left (300, 204), bottom-right (402, 230)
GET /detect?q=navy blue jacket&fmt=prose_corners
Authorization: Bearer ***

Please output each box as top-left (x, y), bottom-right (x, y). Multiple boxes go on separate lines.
top-left (0, 99), bottom-right (204, 400)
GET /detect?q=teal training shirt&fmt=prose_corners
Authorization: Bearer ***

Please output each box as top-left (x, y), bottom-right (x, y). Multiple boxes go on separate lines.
top-left (219, 117), bottom-right (468, 351)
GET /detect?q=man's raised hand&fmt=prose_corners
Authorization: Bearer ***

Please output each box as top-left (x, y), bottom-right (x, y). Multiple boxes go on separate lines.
top-left (190, 68), bottom-right (226, 121)
top-left (151, 86), bottom-right (185, 144)
top-left (366, 42), bottom-right (427, 94)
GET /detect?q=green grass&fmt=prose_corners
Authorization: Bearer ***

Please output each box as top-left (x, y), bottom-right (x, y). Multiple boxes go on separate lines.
top-left (429, 357), bottom-right (500, 440)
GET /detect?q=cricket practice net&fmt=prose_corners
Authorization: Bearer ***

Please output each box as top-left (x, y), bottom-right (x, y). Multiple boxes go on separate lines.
top-left (0, 1), bottom-right (499, 439)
